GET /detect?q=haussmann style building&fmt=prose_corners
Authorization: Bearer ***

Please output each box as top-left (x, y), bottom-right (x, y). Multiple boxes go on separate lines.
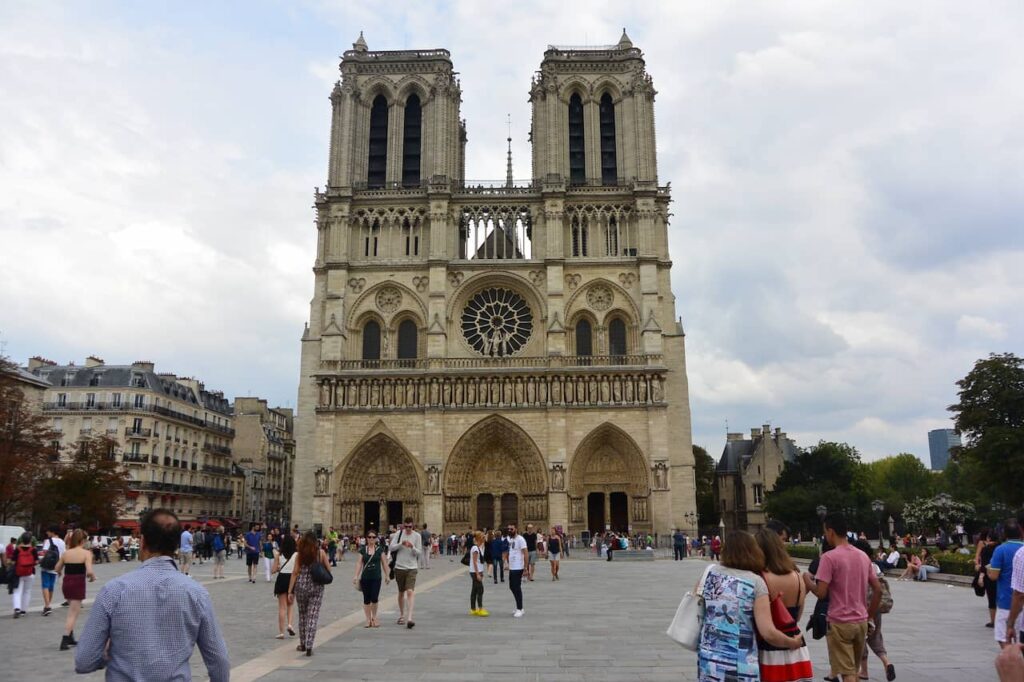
top-left (293, 31), bottom-right (696, 538)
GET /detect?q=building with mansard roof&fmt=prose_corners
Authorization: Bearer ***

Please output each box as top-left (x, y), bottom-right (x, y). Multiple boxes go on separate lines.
top-left (716, 425), bottom-right (798, 533)
top-left (293, 31), bottom-right (695, 538)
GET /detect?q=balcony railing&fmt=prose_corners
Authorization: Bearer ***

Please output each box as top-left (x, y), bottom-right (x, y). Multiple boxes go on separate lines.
top-left (202, 443), bottom-right (232, 456)
top-left (319, 354), bottom-right (658, 373)
top-left (122, 453), bottom-right (149, 463)
top-left (202, 464), bottom-right (231, 475)
top-left (125, 428), bottom-right (152, 438)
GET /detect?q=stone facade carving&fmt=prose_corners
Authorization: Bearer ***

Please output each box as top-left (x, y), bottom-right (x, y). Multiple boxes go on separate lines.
top-left (375, 286), bottom-right (402, 313)
top-left (618, 272), bottom-right (636, 289)
top-left (412, 276), bottom-right (429, 292)
top-left (653, 461), bottom-right (669, 490)
top-left (348, 277), bottom-right (366, 293)
top-left (426, 465), bottom-right (440, 494)
top-left (314, 467), bottom-right (331, 496)
top-left (587, 284), bottom-right (614, 311)
top-left (317, 372), bottom-right (666, 411)
top-left (550, 463), bottom-right (565, 491)
top-left (447, 271), bottom-right (464, 288)
top-left (565, 273), bottom-right (581, 290)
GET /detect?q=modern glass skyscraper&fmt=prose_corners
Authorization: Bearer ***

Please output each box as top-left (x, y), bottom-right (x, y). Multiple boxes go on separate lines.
top-left (928, 428), bottom-right (961, 471)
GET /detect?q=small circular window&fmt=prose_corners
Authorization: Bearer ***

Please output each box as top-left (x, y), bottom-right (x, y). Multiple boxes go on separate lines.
top-left (461, 287), bottom-right (533, 357)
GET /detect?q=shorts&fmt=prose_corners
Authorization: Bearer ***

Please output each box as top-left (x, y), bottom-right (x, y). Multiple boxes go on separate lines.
top-left (41, 571), bottom-right (57, 591)
top-left (549, 552), bottom-right (560, 561)
top-left (394, 568), bottom-right (417, 592)
top-left (995, 608), bottom-right (1024, 643)
top-left (214, 550), bottom-right (225, 565)
top-left (180, 551), bottom-right (193, 564)
top-left (274, 572), bottom-right (291, 596)
top-left (826, 621), bottom-right (868, 676)
top-left (246, 553), bottom-right (259, 566)
top-left (528, 550), bottom-right (537, 565)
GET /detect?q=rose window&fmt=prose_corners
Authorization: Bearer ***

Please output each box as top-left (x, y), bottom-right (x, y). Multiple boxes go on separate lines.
top-left (461, 287), bottom-right (533, 357)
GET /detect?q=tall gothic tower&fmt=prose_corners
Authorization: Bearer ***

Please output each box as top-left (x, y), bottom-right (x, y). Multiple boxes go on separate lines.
top-left (293, 32), bottom-right (696, 539)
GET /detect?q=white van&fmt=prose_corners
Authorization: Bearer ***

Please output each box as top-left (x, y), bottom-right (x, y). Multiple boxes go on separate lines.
top-left (0, 525), bottom-right (28, 545)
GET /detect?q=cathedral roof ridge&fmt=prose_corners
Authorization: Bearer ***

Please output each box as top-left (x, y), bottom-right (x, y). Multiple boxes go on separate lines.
top-left (341, 46), bottom-right (452, 63)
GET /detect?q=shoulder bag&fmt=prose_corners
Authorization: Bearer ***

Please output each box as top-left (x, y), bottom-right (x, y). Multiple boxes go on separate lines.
top-left (666, 563), bottom-right (714, 651)
top-left (310, 552), bottom-right (333, 586)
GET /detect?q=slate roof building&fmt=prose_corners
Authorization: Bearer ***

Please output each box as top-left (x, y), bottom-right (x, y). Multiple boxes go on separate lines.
top-left (27, 356), bottom-right (241, 529)
top-left (715, 424), bottom-right (798, 533)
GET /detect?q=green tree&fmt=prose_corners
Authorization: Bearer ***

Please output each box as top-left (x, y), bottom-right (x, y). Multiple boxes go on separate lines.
top-left (33, 434), bottom-right (131, 529)
top-left (764, 441), bottom-right (866, 536)
top-left (0, 357), bottom-right (57, 524)
top-left (693, 445), bottom-right (718, 530)
top-left (949, 352), bottom-right (1024, 506)
top-left (865, 453), bottom-right (936, 508)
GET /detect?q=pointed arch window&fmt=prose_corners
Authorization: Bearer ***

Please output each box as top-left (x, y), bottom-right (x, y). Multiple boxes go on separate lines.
top-left (402, 94), bottom-right (422, 187)
top-left (397, 319), bottom-right (418, 362)
top-left (362, 320), bottom-right (381, 361)
top-left (599, 92), bottom-right (617, 185)
top-left (367, 95), bottom-right (388, 188)
top-left (575, 318), bottom-right (593, 357)
top-left (568, 93), bottom-right (586, 185)
top-left (571, 217), bottom-right (588, 257)
top-left (609, 318), bottom-right (627, 358)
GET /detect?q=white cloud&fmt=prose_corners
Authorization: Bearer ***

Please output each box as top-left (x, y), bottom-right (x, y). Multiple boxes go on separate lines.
top-left (1, 1), bottom-right (1021, 458)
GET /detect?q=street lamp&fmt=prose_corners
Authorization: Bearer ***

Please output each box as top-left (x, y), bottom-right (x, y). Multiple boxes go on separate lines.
top-left (871, 499), bottom-right (885, 545)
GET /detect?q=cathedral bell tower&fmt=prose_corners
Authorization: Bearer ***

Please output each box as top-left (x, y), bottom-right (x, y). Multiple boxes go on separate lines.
top-left (293, 32), bottom-right (695, 542)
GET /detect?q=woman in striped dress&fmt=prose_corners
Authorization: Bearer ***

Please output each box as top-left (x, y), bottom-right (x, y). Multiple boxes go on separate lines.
top-left (287, 532), bottom-right (331, 656)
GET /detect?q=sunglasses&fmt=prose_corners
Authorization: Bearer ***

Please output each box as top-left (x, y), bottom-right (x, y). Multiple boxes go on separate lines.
top-left (368, 535), bottom-right (377, 539)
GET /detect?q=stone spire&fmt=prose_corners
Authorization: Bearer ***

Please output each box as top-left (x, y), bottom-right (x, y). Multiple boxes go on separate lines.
top-left (505, 114), bottom-right (514, 188)
top-left (353, 31), bottom-right (368, 52)
top-left (617, 28), bottom-right (633, 50)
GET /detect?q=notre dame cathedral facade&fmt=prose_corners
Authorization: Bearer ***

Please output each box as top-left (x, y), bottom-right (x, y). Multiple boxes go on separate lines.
top-left (293, 31), bottom-right (696, 538)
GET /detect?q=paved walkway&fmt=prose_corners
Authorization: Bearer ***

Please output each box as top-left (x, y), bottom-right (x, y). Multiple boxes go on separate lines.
top-left (1, 555), bottom-right (1001, 680)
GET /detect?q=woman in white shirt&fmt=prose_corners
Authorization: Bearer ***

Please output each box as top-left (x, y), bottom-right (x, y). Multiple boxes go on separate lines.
top-left (469, 530), bottom-right (488, 616)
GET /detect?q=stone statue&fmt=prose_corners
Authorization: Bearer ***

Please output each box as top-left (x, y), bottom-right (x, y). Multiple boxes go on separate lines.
top-left (427, 465), bottom-right (440, 494)
top-left (551, 464), bottom-right (565, 491)
top-left (654, 462), bottom-right (668, 490)
top-left (314, 467), bottom-right (330, 496)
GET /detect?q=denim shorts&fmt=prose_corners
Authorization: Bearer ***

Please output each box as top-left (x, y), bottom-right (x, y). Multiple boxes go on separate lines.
top-left (41, 571), bottom-right (57, 591)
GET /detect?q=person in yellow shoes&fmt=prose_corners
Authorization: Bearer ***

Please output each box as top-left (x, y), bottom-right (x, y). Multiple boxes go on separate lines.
top-left (469, 530), bottom-right (488, 616)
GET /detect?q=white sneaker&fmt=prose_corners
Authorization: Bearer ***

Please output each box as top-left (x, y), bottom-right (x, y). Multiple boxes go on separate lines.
top-left (513, 609), bottom-right (524, 618)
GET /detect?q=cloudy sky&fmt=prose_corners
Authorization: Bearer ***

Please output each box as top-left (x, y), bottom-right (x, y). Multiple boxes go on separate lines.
top-left (2, 1), bottom-right (1021, 464)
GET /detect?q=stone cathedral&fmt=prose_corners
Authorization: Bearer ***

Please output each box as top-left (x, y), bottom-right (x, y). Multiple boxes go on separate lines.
top-left (293, 31), bottom-right (696, 538)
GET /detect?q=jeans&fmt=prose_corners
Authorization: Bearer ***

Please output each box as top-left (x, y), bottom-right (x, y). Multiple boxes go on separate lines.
top-left (917, 565), bottom-right (940, 581)
top-left (509, 569), bottom-right (524, 610)
top-left (328, 546), bottom-right (337, 565)
top-left (492, 558), bottom-right (504, 583)
top-left (673, 545), bottom-right (684, 560)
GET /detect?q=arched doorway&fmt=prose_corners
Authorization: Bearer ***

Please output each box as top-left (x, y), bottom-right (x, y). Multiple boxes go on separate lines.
top-left (336, 433), bottom-right (423, 535)
top-left (444, 415), bottom-right (548, 533)
top-left (569, 423), bottom-right (651, 535)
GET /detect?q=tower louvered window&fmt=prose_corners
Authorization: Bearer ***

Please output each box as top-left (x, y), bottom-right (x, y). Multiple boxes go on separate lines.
top-left (362, 320), bottom-right (381, 361)
top-left (568, 93), bottom-right (585, 185)
top-left (367, 95), bottom-right (388, 188)
top-left (599, 93), bottom-right (617, 185)
top-left (402, 94), bottom-right (421, 187)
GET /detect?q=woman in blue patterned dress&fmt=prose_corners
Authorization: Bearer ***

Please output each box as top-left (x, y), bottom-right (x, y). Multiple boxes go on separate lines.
top-left (697, 531), bottom-right (805, 682)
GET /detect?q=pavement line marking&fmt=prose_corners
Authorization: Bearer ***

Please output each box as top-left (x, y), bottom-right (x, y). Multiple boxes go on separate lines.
top-left (230, 567), bottom-right (464, 682)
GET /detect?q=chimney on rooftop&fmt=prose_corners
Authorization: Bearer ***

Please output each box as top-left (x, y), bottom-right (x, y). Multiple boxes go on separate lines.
top-left (726, 432), bottom-right (744, 442)
top-left (85, 356), bottom-right (105, 368)
top-left (28, 356), bottom-right (56, 370)
top-left (132, 361), bottom-right (155, 372)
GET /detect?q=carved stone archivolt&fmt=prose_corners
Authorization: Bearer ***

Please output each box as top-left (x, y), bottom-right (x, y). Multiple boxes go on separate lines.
top-left (444, 416), bottom-right (547, 497)
top-left (338, 433), bottom-right (422, 519)
top-left (316, 372), bottom-right (666, 411)
top-left (569, 423), bottom-right (651, 499)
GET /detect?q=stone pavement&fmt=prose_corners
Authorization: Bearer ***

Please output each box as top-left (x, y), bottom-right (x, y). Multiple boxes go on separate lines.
top-left (0, 554), bottom-right (1002, 680)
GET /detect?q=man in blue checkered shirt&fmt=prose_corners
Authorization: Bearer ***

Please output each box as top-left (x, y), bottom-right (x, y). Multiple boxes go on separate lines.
top-left (75, 508), bottom-right (230, 681)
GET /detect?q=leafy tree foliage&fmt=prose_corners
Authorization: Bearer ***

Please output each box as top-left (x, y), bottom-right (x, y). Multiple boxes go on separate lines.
top-left (949, 352), bottom-right (1024, 506)
top-left (0, 357), bottom-right (57, 524)
top-left (693, 445), bottom-right (719, 529)
top-left (33, 434), bottom-right (131, 529)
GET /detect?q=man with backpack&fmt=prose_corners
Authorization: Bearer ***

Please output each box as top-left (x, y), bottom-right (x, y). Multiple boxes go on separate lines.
top-left (39, 525), bottom-right (66, 616)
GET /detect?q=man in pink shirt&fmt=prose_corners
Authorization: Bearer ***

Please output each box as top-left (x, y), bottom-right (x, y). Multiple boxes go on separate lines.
top-left (804, 513), bottom-right (882, 682)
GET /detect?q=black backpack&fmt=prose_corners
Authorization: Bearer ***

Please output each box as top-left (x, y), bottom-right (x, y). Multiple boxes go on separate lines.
top-left (40, 540), bottom-right (60, 571)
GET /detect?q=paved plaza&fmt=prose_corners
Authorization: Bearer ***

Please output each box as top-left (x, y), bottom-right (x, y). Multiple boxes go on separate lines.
top-left (1, 553), bottom-right (1000, 681)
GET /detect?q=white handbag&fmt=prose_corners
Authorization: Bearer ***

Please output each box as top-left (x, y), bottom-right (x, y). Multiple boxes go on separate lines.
top-left (666, 563), bottom-right (714, 651)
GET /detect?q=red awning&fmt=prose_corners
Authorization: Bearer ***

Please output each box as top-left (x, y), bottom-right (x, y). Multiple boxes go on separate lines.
top-left (114, 520), bottom-right (139, 531)
top-left (205, 520), bottom-right (222, 528)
